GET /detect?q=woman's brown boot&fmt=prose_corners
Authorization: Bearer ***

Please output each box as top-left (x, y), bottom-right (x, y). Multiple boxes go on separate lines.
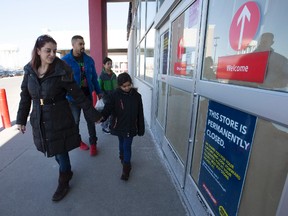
top-left (52, 171), bottom-right (73, 201)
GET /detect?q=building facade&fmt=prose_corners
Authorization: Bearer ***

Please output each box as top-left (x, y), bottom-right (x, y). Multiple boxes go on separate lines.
top-left (121, 0), bottom-right (288, 215)
top-left (0, 45), bottom-right (21, 69)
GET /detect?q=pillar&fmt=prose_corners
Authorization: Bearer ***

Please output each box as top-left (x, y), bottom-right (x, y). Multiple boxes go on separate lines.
top-left (88, 0), bottom-right (108, 74)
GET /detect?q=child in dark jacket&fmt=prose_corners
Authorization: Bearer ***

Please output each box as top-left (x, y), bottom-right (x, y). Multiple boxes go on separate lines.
top-left (101, 72), bottom-right (145, 181)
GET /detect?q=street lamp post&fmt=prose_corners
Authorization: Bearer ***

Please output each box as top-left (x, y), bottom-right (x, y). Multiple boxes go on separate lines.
top-left (213, 36), bottom-right (220, 63)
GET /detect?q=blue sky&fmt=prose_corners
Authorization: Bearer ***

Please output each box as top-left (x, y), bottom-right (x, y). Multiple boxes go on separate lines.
top-left (0, 0), bottom-right (128, 66)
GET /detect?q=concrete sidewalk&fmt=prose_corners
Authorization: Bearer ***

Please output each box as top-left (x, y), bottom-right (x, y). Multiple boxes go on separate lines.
top-left (0, 77), bottom-right (188, 216)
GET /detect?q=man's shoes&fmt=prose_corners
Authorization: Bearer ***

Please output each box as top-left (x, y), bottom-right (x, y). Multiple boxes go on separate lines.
top-left (102, 128), bottom-right (110, 134)
top-left (80, 141), bottom-right (89, 150)
top-left (90, 144), bottom-right (97, 156)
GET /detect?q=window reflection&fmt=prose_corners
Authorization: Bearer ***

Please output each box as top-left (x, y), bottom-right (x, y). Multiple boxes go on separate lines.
top-left (145, 28), bottom-right (155, 84)
top-left (165, 86), bottom-right (192, 163)
top-left (137, 5), bottom-right (141, 43)
top-left (140, 0), bottom-right (146, 39)
top-left (160, 30), bottom-right (169, 75)
top-left (139, 39), bottom-right (145, 80)
top-left (147, 0), bottom-right (156, 28)
top-left (170, 0), bottom-right (201, 78)
top-left (157, 0), bottom-right (165, 10)
top-left (156, 81), bottom-right (167, 127)
top-left (136, 1), bottom-right (155, 84)
top-left (136, 46), bottom-right (140, 77)
top-left (202, 0), bottom-right (288, 92)
top-left (253, 33), bottom-right (288, 90)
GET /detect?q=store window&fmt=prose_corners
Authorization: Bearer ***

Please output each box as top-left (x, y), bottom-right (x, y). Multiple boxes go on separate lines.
top-left (191, 97), bottom-right (288, 216)
top-left (136, 27), bottom-right (155, 84)
top-left (147, 0), bottom-right (156, 29)
top-left (136, 1), bottom-right (156, 85)
top-left (140, 0), bottom-right (146, 39)
top-left (156, 81), bottom-right (167, 127)
top-left (159, 30), bottom-right (169, 75)
top-left (157, 0), bottom-right (165, 10)
top-left (145, 28), bottom-right (155, 83)
top-left (136, 3), bottom-right (141, 43)
top-left (202, 0), bottom-right (288, 93)
top-left (165, 86), bottom-right (192, 163)
top-left (156, 29), bottom-right (169, 128)
top-left (136, 46), bottom-right (140, 77)
top-left (139, 39), bottom-right (145, 80)
top-left (170, 0), bottom-right (201, 78)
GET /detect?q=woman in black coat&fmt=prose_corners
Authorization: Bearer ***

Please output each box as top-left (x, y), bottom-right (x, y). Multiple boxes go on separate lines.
top-left (16, 35), bottom-right (101, 202)
top-left (101, 73), bottom-right (145, 181)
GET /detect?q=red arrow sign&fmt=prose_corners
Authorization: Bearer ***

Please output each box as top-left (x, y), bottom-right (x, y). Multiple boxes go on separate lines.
top-left (229, 2), bottom-right (260, 51)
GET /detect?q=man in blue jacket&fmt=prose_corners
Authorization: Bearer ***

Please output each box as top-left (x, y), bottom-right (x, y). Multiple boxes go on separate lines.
top-left (62, 35), bottom-right (102, 156)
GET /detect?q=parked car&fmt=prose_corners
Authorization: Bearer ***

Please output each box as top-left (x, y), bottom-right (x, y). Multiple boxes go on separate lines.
top-left (14, 70), bottom-right (24, 76)
top-left (0, 71), bottom-right (9, 78)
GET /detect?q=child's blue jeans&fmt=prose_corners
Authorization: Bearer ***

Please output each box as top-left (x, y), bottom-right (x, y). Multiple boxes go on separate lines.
top-left (118, 136), bottom-right (133, 164)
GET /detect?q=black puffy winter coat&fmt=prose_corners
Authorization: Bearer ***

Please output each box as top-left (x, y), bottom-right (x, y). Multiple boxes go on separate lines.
top-left (101, 87), bottom-right (145, 137)
top-left (16, 58), bottom-right (101, 157)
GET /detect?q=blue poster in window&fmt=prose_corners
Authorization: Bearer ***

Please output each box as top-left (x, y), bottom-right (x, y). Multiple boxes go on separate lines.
top-left (198, 100), bottom-right (257, 216)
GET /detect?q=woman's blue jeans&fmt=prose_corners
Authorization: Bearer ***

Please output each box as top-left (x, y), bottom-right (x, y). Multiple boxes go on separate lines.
top-left (55, 152), bottom-right (71, 172)
top-left (118, 136), bottom-right (133, 164)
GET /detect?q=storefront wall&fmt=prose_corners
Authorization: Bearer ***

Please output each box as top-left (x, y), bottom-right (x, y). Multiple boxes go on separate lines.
top-left (129, 0), bottom-right (288, 215)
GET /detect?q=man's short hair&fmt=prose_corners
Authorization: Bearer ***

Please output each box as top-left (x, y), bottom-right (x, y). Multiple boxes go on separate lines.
top-left (71, 35), bottom-right (84, 44)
